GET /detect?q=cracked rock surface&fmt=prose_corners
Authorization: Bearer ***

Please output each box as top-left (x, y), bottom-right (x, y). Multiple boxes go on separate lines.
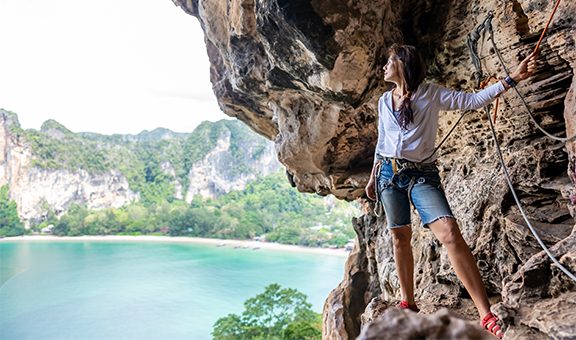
top-left (173, 0), bottom-right (575, 338)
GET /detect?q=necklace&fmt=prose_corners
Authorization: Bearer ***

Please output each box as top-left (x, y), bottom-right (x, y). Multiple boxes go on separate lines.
top-left (392, 90), bottom-right (406, 111)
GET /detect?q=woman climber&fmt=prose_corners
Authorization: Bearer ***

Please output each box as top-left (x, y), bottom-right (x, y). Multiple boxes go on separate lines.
top-left (365, 43), bottom-right (538, 339)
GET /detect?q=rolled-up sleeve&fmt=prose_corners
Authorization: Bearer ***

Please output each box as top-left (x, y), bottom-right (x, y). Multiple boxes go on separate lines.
top-left (433, 81), bottom-right (505, 111)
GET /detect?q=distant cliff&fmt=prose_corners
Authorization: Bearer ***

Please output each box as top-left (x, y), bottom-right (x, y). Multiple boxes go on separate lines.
top-left (183, 120), bottom-right (279, 201)
top-left (0, 109), bottom-right (280, 225)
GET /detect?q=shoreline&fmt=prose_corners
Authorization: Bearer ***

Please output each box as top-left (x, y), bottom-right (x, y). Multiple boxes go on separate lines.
top-left (1, 235), bottom-right (350, 257)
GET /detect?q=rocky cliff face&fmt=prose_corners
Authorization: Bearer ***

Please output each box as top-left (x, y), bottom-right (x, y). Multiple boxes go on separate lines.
top-left (0, 111), bottom-right (138, 224)
top-left (185, 127), bottom-right (279, 201)
top-left (0, 111), bottom-right (280, 224)
top-left (173, 0), bottom-right (576, 338)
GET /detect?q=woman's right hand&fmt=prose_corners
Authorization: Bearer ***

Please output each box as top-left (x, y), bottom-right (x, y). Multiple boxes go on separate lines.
top-left (365, 178), bottom-right (376, 200)
top-left (510, 49), bottom-right (539, 83)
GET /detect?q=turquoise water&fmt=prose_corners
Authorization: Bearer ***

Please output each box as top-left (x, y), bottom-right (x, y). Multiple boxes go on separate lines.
top-left (0, 240), bottom-right (346, 340)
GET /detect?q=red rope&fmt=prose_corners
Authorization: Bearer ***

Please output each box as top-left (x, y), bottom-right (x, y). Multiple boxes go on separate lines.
top-left (492, 97), bottom-right (500, 123)
top-left (479, 76), bottom-right (500, 122)
top-left (484, 0), bottom-right (560, 125)
top-left (534, 0), bottom-right (561, 53)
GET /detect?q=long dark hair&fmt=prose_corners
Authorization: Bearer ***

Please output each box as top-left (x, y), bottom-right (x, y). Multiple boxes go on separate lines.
top-left (388, 44), bottom-right (426, 128)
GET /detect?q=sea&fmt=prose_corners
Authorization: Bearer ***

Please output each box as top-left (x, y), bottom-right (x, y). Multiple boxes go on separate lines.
top-left (0, 239), bottom-right (346, 340)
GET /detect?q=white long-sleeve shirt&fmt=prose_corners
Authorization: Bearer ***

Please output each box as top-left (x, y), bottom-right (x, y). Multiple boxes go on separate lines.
top-left (374, 81), bottom-right (505, 163)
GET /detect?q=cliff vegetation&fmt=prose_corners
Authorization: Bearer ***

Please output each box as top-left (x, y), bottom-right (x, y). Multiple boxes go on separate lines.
top-left (0, 110), bottom-right (358, 248)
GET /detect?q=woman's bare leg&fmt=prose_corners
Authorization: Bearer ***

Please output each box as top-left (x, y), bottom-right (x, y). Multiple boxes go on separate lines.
top-left (390, 225), bottom-right (415, 304)
top-left (428, 217), bottom-right (491, 318)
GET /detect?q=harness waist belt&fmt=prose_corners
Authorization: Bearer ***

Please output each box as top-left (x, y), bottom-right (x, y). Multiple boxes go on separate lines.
top-left (380, 157), bottom-right (435, 174)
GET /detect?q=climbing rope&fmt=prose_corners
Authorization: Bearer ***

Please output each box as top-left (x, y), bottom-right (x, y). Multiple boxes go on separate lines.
top-left (420, 10), bottom-right (499, 163)
top-left (420, 109), bottom-right (471, 163)
top-left (421, 1), bottom-right (573, 163)
top-left (475, 1), bottom-right (576, 282)
top-left (484, 1), bottom-right (576, 143)
top-left (396, 0), bottom-right (575, 281)
top-left (485, 102), bottom-right (576, 282)
top-left (421, 10), bottom-right (499, 164)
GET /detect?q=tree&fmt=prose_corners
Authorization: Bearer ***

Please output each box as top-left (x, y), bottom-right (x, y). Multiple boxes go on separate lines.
top-left (282, 318), bottom-right (322, 340)
top-left (52, 204), bottom-right (88, 236)
top-left (212, 283), bottom-right (321, 340)
top-left (0, 185), bottom-right (25, 237)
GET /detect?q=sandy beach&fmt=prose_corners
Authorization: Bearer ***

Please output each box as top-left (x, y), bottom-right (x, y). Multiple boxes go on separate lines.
top-left (1, 235), bottom-right (350, 257)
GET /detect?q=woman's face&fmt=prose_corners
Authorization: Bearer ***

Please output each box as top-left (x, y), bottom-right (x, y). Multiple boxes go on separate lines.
top-left (383, 55), bottom-right (402, 83)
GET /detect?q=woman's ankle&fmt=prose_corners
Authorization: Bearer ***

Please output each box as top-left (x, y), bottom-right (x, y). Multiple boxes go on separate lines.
top-left (398, 300), bottom-right (420, 312)
top-left (477, 305), bottom-right (492, 319)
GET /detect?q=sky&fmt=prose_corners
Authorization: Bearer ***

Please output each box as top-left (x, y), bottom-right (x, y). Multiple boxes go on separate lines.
top-left (0, 0), bottom-right (229, 135)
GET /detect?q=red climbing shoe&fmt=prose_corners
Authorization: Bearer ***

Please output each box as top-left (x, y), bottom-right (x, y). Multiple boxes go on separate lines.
top-left (481, 312), bottom-right (504, 339)
top-left (397, 300), bottom-right (420, 313)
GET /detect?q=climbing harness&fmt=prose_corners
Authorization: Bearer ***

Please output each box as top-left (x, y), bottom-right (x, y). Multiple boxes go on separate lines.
top-left (372, 157), bottom-right (435, 217)
top-left (389, 158), bottom-right (417, 174)
top-left (470, 1), bottom-right (576, 282)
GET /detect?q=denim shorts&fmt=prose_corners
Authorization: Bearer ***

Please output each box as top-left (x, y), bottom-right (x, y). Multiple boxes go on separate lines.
top-left (377, 159), bottom-right (454, 229)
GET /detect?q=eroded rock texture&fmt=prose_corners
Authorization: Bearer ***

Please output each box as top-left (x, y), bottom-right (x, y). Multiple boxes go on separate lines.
top-left (173, 0), bottom-right (575, 338)
top-left (358, 303), bottom-right (492, 340)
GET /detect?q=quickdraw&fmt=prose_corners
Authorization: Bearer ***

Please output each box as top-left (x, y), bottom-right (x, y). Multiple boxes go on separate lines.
top-left (419, 11), bottom-right (497, 163)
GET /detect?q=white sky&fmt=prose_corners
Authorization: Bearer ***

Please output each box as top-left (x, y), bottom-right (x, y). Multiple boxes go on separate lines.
top-left (0, 0), bottom-right (229, 135)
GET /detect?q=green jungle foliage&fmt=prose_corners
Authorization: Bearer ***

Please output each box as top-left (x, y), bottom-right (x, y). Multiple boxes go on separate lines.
top-left (17, 119), bottom-right (271, 206)
top-left (0, 185), bottom-right (25, 237)
top-left (6, 113), bottom-right (358, 247)
top-left (41, 172), bottom-right (357, 248)
top-left (212, 283), bottom-right (321, 340)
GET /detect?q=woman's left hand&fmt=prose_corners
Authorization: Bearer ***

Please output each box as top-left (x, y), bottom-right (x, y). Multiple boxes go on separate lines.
top-left (510, 50), bottom-right (539, 83)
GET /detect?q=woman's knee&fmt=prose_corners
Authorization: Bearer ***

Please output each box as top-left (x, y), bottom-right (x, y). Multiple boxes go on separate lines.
top-left (391, 226), bottom-right (412, 248)
top-left (431, 217), bottom-right (463, 246)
